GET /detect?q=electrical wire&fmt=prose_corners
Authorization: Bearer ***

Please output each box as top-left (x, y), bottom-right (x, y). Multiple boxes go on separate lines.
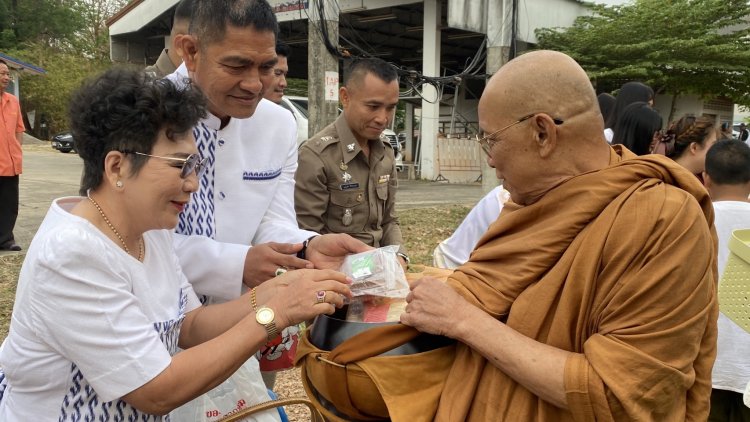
top-left (301, 0), bottom-right (490, 104)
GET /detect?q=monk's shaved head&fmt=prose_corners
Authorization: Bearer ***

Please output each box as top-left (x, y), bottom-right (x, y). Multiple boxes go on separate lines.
top-left (478, 50), bottom-right (611, 206)
top-left (480, 50), bottom-right (602, 139)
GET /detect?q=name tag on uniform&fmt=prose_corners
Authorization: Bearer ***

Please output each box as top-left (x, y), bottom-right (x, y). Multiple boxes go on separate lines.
top-left (340, 183), bottom-right (360, 190)
top-left (378, 175), bottom-right (390, 184)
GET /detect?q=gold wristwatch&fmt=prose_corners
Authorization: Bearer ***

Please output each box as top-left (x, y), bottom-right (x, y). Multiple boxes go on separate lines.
top-left (251, 288), bottom-right (279, 341)
top-left (255, 307), bottom-right (279, 341)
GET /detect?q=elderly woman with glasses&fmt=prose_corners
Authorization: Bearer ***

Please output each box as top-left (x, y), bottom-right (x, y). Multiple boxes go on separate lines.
top-left (0, 68), bottom-right (351, 421)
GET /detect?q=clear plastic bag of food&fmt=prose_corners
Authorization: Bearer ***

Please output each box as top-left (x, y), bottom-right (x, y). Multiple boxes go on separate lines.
top-left (345, 295), bottom-right (408, 323)
top-left (339, 245), bottom-right (408, 298)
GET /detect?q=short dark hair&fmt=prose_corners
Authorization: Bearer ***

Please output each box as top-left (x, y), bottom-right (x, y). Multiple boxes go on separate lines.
top-left (705, 139), bottom-right (750, 185)
top-left (344, 57), bottom-right (398, 87)
top-left (71, 68), bottom-right (207, 194)
top-left (173, 0), bottom-right (195, 24)
top-left (276, 41), bottom-right (290, 58)
top-left (611, 102), bottom-right (662, 156)
top-left (189, 0), bottom-right (278, 47)
top-left (0, 59), bottom-right (7, 67)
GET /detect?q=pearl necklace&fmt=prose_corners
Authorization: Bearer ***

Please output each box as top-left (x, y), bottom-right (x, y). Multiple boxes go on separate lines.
top-left (87, 196), bottom-right (144, 261)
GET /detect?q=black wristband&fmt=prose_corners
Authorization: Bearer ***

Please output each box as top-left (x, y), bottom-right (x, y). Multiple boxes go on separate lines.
top-left (296, 235), bottom-right (318, 259)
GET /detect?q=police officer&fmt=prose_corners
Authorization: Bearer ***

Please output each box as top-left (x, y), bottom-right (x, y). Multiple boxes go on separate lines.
top-left (295, 58), bottom-right (408, 268)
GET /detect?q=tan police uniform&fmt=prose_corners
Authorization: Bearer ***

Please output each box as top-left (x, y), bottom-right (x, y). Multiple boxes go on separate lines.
top-left (295, 114), bottom-right (406, 255)
top-left (144, 49), bottom-right (177, 79)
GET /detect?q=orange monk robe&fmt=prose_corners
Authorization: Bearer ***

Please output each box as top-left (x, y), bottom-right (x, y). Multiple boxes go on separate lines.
top-left (437, 146), bottom-right (718, 421)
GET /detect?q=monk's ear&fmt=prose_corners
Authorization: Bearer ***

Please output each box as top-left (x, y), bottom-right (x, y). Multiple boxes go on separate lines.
top-left (531, 113), bottom-right (558, 158)
top-left (179, 35), bottom-right (200, 72)
top-left (702, 172), bottom-right (711, 190)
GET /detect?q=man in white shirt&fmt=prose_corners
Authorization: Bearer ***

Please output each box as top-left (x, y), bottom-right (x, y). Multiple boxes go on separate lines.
top-left (704, 139), bottom-right (750, 421)
top-left (169, 0), bottom-right (368, 301)
top-left (263, 41), bottom-right (290, 104)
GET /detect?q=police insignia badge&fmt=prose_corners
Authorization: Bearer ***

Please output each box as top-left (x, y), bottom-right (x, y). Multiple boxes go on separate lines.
top-left (342, 208), bottom-right (353, 226)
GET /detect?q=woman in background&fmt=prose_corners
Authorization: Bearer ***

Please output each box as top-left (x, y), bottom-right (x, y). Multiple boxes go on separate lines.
top-left (604, 81), bottom-right (655, 143)
top-left (611, 101), bottom-right (663, 155)
top-left (597, 92), bottom-right (616, 127)
top-left (654, 114), bottom-right (718, 180)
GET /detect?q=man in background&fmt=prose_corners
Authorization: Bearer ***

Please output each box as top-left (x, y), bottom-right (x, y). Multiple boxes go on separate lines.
top-left (263, 41), bottom-right (290, 104)
top-left (738, 123), bottom-right (749, 143)
top-left (144, 0), bottom-right (194, 78)
top-left (295, 58), bottom-right (408, 268)
top-left (0, 60), bottom-right (25, 252)
top-left (704, 139), bottom-right (750, 422)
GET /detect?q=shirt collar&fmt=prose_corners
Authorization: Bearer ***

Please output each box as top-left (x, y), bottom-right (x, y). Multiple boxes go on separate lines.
top-left (335, 114), bottom-right (386, 163)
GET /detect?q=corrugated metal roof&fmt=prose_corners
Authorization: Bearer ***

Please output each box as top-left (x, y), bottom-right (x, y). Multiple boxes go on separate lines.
top-left (0, 52), bottom-right (46, 75)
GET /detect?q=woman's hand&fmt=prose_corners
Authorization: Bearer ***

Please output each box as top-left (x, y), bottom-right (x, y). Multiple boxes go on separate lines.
top-left (256, 269), bottom-right (352, 329)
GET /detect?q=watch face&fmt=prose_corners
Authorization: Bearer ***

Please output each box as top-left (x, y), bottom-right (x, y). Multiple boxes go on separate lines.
top-left (256, 307), bottom-right (275, 325)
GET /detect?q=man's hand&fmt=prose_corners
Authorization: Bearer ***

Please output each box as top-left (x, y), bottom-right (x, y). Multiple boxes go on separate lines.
top-left (306, 233), bottom-right (372, 270)
top-left (400, 277), bottom-right (470, 339)
top-left (243, 242), bottom-right (313, 288)
top-left (398, 256), bottom-right (408, 273)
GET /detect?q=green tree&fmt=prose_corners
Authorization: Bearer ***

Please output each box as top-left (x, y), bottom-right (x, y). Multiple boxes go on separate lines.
top-left (0, 0), bottom-right (81, 50)
top-left (3, 0), bottom-right (128, 136)
top-left (536, 0), bottom-right (750, 117)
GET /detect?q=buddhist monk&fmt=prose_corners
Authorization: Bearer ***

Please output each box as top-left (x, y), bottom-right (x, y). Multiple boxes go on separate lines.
top-left (400, 51), bottom-right (718, 421)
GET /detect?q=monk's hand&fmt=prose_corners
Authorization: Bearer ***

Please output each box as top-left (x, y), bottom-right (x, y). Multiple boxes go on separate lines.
top-left (243, 242), bottom-right (313, 288)
top-left (306, 234), bottom-right (372, 270)
top-left (400, 277), bottom-right (468, 338)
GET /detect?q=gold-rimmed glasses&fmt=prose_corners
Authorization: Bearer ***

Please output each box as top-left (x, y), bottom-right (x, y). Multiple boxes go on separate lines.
top-left (475, 114), bottom-right (564, 157)
top-left (123, 151), bottom-right (207, 179)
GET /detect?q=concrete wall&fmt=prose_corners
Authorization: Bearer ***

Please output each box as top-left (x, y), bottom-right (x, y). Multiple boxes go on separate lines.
top-left (653, 94), bottom-right (734, 127)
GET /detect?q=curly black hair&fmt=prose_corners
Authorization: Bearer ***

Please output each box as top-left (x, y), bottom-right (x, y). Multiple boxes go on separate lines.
top-left (70, 68), bottom-right (207, 195)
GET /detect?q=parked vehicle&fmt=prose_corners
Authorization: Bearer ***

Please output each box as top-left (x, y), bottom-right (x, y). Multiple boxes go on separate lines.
top-left (278, 96), bottom-right (309, 146)
top-left (382, 129), bottom-right (405, 172)
top-left (51, 132), bottom-right (75, 153)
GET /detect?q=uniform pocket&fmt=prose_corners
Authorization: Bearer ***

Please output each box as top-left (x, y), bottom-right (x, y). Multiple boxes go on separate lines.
top-left (328, 189), bottom-right (365, 232)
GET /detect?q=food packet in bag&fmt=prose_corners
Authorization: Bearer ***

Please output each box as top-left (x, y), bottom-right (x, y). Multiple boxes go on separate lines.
top-left (339, 245), bottom-right (408, 298)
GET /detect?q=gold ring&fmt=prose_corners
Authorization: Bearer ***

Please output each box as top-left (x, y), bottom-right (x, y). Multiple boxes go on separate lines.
top-left (316, 290), bottom-right (326, 304)
top-left (274, 267), bottom-right (287, 277)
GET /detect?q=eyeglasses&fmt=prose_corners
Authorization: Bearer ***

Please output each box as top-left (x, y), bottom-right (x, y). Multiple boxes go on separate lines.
top-left (124, 151), bottom-right (207, 179)
top-left (475, 113), bottom-right (564, 157)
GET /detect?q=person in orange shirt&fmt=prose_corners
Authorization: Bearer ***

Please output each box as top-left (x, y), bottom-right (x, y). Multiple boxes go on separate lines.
top-left (0, 60), bottom-right (25, 251)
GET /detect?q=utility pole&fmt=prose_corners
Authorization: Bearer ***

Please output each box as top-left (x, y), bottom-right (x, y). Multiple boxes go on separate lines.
top-left (307, 0), bottom-right (340, 138)
top-left (480, 0), bottom-right (514, 194)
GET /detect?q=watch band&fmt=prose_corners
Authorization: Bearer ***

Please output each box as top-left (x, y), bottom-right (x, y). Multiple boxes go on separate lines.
top-left (296, 235), bottom-right (318, 260)
top-left (397, 252), bottom-right (410, 267)
top-left (264, 319), bottom-right (279, 341)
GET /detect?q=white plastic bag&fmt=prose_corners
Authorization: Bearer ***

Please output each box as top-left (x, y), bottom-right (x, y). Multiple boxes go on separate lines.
top-left (169, 357), bottom-right (281, 422)
top-left (339, 245), bottom-right (408, 298)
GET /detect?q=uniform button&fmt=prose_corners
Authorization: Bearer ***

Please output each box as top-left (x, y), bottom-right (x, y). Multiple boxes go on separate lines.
top-left (219, 192), bottom-right (226, 199)
top-left (218, 139), bottom-right (225, 146)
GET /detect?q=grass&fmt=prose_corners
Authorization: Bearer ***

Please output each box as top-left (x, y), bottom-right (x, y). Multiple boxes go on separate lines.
top-left (0, 206), bottom-right (471, 341)
top-left (0, 254), bottom-right (23, 339)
